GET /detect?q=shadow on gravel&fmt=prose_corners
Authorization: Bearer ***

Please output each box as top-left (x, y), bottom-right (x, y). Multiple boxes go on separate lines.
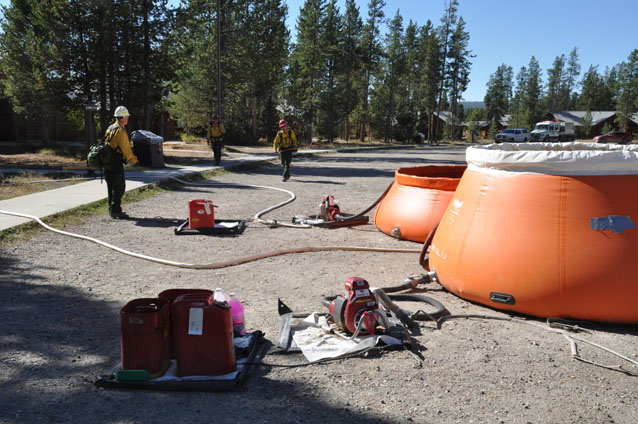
top-left (238, 373), bottom-right (401, 424)
top-left (0, 252), bottom-right (121, 422)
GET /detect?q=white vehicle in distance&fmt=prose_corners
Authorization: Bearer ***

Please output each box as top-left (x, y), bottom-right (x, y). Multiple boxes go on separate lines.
top-left (530, 121), bottom-right (576, 142)
top-left (494, 128), bottom-right (530, 143)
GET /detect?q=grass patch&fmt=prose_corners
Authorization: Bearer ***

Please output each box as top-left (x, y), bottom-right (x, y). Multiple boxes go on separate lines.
top-left (0, 180), bottom-right (182, 246)
top-left (180, 134), bottom-right (207, 144)
top-left (0, 173), bottom-right (89, 201)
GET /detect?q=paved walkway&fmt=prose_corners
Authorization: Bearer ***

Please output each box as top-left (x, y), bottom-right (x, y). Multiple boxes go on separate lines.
top-left (0, 145), bottom-right (403, 231)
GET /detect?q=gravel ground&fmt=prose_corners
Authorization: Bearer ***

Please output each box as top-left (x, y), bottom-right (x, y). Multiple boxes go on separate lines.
top-left (1, 146), bottom-right (637, 424)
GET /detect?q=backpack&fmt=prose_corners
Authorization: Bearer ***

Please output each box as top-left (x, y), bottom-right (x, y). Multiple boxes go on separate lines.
top-left (87, 142), bottom-right (112, 172)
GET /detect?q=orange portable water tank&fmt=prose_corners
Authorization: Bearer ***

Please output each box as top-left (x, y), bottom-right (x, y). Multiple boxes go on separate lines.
top-left (374, 165), bottom-right (466, 242)
top-left (428, 142), bottom-right (638, 323)
top-left (188, 199), bottom-right (215, 229)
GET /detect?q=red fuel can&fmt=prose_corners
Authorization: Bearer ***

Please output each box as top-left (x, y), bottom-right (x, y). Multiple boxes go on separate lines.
top-left (158, 289), bottom-right (213, 358)
top-left (188, 199), bottom-right (215, 229)
top-left (172, 293), bottom-right (236, 376)
top-left (120, 298), bottom-right (170, 375)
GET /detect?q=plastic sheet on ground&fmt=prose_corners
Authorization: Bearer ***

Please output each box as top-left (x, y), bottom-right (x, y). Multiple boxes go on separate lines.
top-left (291, 313), bottom-right (402, 363)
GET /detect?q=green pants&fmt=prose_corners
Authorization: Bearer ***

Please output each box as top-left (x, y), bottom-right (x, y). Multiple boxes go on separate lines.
top-left (279, 150), bottom-right (293, 180)
top-left (105, 161), bottom-right (125, 214)
top-left (211, 138), bottom-right (223, 164)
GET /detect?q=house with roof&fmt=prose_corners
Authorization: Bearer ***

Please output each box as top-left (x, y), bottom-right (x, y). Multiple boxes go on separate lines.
top-left (546, 111), bottom-right (617, 137)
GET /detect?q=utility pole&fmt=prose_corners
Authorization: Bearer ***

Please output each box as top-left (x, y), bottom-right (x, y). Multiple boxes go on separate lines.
top-left (216, 0), bottom-right (222, 119)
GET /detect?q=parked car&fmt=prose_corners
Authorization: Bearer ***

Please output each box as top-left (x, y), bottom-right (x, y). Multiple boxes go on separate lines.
top-left (593, 131), bottom-right (632, 144)
top-left (495, 128), bottom-right (530, 143)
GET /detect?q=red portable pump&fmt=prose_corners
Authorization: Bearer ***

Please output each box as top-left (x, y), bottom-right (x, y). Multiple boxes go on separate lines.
top-left (320, 195), bottom-right (341, 221)
top-left (327, 277), bottom-right (380, 335)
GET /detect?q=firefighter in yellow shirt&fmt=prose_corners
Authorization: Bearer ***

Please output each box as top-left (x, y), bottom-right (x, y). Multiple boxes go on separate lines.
top-left (104, 106), bottom-right (138, 219)
top-left (273, 119), bottom-right (298, 181)
top-left (207, 114), bottom-right (226, 165)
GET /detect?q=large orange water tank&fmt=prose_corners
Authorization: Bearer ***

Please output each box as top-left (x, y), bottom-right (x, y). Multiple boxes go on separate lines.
top-left (428, 142), bottom-right (638, 323)
top-left (374, 165), bottom-right (466, 242)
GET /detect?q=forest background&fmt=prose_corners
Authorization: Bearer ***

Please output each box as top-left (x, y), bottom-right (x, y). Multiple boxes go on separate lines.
top-left (1, 0), bottom-right (637, 145)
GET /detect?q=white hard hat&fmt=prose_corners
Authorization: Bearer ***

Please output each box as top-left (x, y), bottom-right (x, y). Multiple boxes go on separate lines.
top-left (114, 106), bottom-right (130, 118)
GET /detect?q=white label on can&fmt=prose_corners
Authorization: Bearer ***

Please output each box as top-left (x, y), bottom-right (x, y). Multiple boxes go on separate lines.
top-left (355, 289), bottom-right (369, 297)
top-left (188, 308), bottom-right (204, 335)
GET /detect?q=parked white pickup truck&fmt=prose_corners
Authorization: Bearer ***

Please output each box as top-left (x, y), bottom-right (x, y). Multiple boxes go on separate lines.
top-left (495, 128), bottom-right (530, 143)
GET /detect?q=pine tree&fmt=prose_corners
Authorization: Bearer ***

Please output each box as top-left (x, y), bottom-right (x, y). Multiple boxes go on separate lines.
top-left (417, 20), bottom-right (442, 142)
top-left (339, 0), bottom-right (363, 140)
top-left (381, 9), bottom-right (405, 142)
top-left (577, 65), bottom-right (605, 111)
top-left (293, 0), bottom-right (327, 144)
top-left (512, 65), bottom-right (528, 129)
top-left (523, 56), bottom-right (544, 130)
top-left (545, 54), bottom-right (565, 111)
top-left (317, 0), bottom-right (342, 142)
top-left (615, 49), bottom-right (638, 131)
top-left (397, 20), bottom-right (419, 142)
top-left (563, 47), bottom-right (580, 109)
top-left (432, 0), bottom-right (458, 141)
top-left (446, 16), bottom-right (472, 140)
top-left (580, 109), bottom-right (593, 137)
top-left (359, 0), bottom-right (385, 141)
top-left (1, 0), bottom-right (70, 142)
top-left (484, 64), bottom-right (513, 125)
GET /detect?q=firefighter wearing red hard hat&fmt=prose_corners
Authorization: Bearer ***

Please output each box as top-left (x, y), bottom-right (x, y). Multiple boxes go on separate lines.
top-left (273, 119), bottom-right (297, 181)
top-left (207, 113), bottom-right (226, 165)
top-left (104, 106), bottom-right (138, 219)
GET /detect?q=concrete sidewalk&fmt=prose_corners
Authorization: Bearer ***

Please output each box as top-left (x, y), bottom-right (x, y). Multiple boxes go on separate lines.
top-left (0, 152), bottom-right (274, 231)
top-left (0, 145), bottom-right (403, 231)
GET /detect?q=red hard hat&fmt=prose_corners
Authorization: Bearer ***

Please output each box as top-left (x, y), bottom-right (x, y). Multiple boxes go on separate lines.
top-left (279, 119), bottom-right (287, 128)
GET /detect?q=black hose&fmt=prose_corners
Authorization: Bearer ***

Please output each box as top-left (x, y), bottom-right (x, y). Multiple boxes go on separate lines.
top-left (377, 280), bottom-right (417, 293)
top-left (336, 180), bottom-right (394, 221)
top-left (321, 295), bottom-right (336, 308)
top-left (418, 221), bottom-right (439, 268)
top-left (387, 293), bottom-right (448, 320)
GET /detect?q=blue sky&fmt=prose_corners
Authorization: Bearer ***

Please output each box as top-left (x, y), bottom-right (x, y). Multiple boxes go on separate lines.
top-left (2, 0), bottom-right (636, 101)
top-left (285, 0), bottom-right (638, 101)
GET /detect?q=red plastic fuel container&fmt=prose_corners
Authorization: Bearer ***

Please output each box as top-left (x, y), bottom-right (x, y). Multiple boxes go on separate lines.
top-left (158, 289), bottom-right (213, 358)
top-left (188, 199), bottom-right (215, 229)
top-left (120, 298), bottom-right (171, 375)
top-left (171, 293), bottom-right (236, 376)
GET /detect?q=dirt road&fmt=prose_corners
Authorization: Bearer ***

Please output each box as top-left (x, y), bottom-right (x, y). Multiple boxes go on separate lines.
top-left (1, 146), bottom-right (637, 423)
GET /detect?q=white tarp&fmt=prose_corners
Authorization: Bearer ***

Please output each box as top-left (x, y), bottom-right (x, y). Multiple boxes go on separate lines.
top-left (290, 313), bottom-right (402, 363)
top-left (467, 142), bottom-right (638, 175)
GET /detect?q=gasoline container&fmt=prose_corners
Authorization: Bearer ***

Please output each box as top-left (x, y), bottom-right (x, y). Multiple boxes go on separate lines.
top-left (157, 289), bottom-right (213, 358)
top-left (428, 142), bottom-right (638, 323)
top-left (374, 165), bottom-right (466, 242)
top-left (188, 199), bottom-right (215, 229)
top-left (120, 298), bottom-right (170, 375)
top-left (172, 293), bottom-right (236, 376)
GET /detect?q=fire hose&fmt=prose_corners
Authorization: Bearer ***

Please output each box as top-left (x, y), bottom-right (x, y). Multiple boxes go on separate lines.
top-left (168, 176), bottom-right (311, 228)
top-left (0, 209), bottom-right (421, 269)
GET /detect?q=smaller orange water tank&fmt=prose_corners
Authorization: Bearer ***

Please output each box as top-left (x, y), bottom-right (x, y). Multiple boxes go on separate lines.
top-left (374, 165), bottom-right (466, 242)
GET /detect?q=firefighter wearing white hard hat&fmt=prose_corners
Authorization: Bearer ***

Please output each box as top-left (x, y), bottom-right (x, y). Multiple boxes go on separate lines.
top-left (114, 106), bottom-right (130, 118)
top-left (273, 119), bottom-right (297, 181)
top-left (103, 105), bottom-right (138, 218)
